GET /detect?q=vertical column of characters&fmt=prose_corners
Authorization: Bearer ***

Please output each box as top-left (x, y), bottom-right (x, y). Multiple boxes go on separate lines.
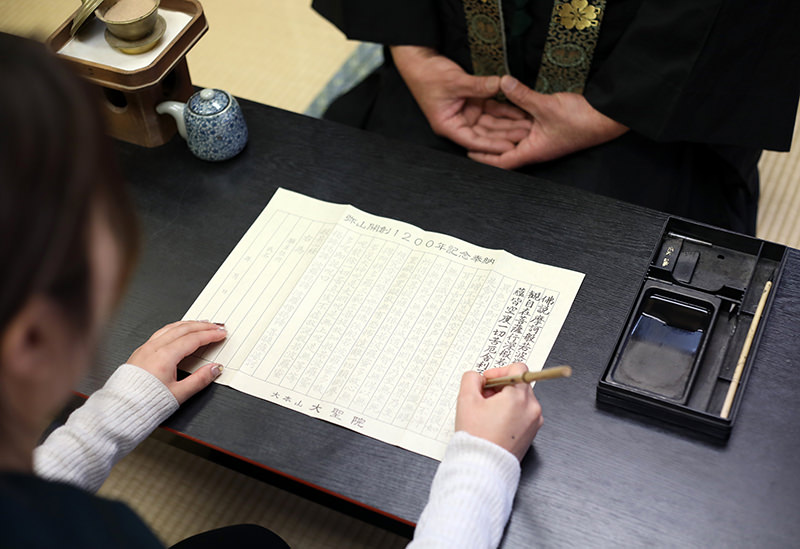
top-left (390, 260), bottom-right (465, 429)
top-left (419, 269), bottom-right (495, 440)
top-left (261, 227), bottom-right (361, 384)
top-left (358, 251), bottom-right (434, 418)
top-left (290, 234), bottom-right (385, 395)
top-left (328, 245), bottom-right (412, 408)
top-left (374, 254), bottom-right (445, 424)
top-left (237, 224), bottom-right (339, 381)
top-left (436, 271), bottom-right (512, 442)
top-left (305, 239), bottom-right (396, 400)
top-left (473, 275), bottom-right (520, 373)
top-left (313, 241), bottom-right (408, 403)
top-left (272, 230), bottom-right (366, 387)
top-left (217, 214), bottom-right (321, 374)
top-left (491, 283), bottom-right (529, 369)
top-left (512, 287), bottom-right (559, 365)
top-left (406, 267), bottom-right (482, 435)
top-left (236, 223), bottom-right (344, 377)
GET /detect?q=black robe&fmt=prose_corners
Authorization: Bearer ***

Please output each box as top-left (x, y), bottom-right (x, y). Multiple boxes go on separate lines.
top-left (313, 0), bottom-right (800, 235)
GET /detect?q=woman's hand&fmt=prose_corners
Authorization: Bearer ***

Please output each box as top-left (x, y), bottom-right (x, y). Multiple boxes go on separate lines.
top-left (126, 320), bottom-right (227, 404)
top-left (391, 46), bottom-right (532, 154)
top-left (455, 362), bottom-right (543, 461)
top-left (468, 75), bottom-right (628, 168)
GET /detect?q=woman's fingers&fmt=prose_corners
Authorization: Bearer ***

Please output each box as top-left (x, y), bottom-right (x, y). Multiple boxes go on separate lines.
top-left (171, 362), bottom-right (223, 404)
top-left (148, 320), bottom-right (225, 346)
top-left (157, 326), bottom-right (228, 364)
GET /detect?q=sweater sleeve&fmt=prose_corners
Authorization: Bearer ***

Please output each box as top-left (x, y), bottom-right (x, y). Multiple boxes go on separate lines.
top-left (409, 431), bottom-right (521, 549)
top-left (33, 364), bottom-right (179, 493)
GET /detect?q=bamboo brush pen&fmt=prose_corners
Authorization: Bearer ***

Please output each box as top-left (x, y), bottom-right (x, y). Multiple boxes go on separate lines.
top-left (720, 280), bottom-right (773, 419)
top-left (484, 365), bottom-right (572, 389)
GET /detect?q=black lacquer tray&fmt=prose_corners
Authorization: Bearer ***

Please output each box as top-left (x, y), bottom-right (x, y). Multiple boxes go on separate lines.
top-left (597, 218), bottom-right (786, 440)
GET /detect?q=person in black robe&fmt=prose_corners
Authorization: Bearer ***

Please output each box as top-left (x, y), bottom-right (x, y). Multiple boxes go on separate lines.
top-left (312, 0), bottom-right (800, 235)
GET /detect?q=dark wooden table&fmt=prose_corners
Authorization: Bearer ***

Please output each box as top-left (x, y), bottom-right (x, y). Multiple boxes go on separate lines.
top-left (87, 99), bottom-right (800, 547)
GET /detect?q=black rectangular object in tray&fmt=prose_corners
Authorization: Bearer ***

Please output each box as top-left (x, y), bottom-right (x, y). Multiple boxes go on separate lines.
top-left (597, 218), bottom-right (786, 440)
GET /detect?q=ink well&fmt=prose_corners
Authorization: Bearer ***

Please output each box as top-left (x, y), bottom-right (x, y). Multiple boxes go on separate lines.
top-left (597, 218), bottom-right (786, 440)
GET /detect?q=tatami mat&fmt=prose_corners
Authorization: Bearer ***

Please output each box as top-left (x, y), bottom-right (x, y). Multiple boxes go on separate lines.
top-left (98, 436), bottom-right (408, 547)
top-left (2, 1), bottom-right (799, 546)
top-left (758, 114), bottom-right (800, 248)
top-left (0, 0), bottom-right (357, 114)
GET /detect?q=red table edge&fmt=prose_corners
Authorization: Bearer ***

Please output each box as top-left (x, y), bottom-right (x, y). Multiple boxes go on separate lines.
top-left (71, 390), bottom-right (417, 529)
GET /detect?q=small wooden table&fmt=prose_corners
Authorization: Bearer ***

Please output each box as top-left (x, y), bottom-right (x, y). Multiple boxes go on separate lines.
top-left (85, 98), bottom-right (800, 546)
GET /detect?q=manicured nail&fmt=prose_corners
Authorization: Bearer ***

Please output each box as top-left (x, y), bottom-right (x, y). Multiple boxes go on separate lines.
top-left (211, 364), bottom-right (223, 378)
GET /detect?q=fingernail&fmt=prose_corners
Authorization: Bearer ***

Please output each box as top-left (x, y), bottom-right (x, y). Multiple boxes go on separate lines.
top-left (485, 75), bottom-right (499, 91)
top-left (213, 322), bottom-right (225, 327)
top-left (211, 364), bottom-right (223, 378)
top-left (501, 76), bottom-right (518, 93)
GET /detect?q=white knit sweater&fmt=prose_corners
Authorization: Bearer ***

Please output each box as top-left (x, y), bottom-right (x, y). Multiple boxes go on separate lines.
top-left (34, 364), bottom-right (178, 493)
top-left (34, 365), bottom-right (520, 548)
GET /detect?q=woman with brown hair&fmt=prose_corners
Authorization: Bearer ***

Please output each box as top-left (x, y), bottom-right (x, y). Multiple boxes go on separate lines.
top-left (0, 31), bottom-right (288, 548)
top-left (0, 31), bottom-right (543, 548)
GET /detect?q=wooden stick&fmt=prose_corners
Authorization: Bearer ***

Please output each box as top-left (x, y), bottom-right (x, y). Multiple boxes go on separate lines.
top-left (720, 280), bottom-right (773, 419)
top-left (484, 365), bottom-right (572, 389)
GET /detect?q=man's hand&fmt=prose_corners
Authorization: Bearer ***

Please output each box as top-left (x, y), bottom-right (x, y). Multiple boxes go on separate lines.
top-left (392, 46), bottom-right (531, 154)
top-left (469, 76), bottom-right (628, 168)
top-left (455, 362), bottom-right (543, 461)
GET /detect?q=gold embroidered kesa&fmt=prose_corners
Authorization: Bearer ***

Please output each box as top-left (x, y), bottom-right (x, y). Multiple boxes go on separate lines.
top-left (461, 0), bottom-right (606, 95)
top-left (462, 0), bottom-right (510, 77)
top-left (535, 0), bottom-right (606, 94)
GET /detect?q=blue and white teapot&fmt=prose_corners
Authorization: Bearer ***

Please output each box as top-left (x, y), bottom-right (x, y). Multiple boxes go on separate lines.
top-left (157, 88), bottom-right (248, 161)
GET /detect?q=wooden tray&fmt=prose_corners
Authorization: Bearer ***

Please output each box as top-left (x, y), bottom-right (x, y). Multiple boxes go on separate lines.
top-left (46, 0), bottom-right (207, 91)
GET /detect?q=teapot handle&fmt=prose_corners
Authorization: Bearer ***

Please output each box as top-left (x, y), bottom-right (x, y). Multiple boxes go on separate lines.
top-left (156, 101), bottom-right (188, 139)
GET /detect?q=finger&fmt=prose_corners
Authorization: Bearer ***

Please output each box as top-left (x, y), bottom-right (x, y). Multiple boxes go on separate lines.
top-left (171, 362), bottom-right (223, 404)
top-left (148, 321), bottom-right (185, 341)
top-left (462, 100), bottom-right (484, 127)
top-left (459, 370), bottom-right (486, 399)
top-left (475, 114), bottom-right (532, 132)
top-left (484, 99), bottom-right (531, 121)
top-left (468, 148), bottom-right (529, 170)
top-left (473, 126), bottom-right (530, 143)
top-left (151, 320), bottom-right (226, 346)
top-left (449, 125), bottom-right (516, 154)
top-left (483, 362), bottom-right (528, 380)
top-left (454, 74), bottom-right (501, 99)
top-left (500, 76), bottom-right (545, 118)
top-left (158, 327), bottom-right (228, 364)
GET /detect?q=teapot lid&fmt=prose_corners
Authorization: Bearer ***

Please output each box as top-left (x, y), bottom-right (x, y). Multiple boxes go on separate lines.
top-left (188, 88), bottom-right (230, 116)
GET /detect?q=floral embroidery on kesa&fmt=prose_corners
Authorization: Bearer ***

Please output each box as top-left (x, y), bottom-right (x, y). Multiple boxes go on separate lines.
top-left (534, 0), bottom-right (606, 94)
top-left (557, 0), bottom-right (600, 30)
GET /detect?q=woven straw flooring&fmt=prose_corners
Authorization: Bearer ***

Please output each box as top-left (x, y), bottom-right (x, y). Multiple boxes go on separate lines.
top-left (2, 1), bottom-right (798, 546)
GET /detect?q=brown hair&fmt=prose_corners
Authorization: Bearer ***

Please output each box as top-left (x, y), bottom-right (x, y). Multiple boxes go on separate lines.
top-left (0, 32), bottom-right (139, 333)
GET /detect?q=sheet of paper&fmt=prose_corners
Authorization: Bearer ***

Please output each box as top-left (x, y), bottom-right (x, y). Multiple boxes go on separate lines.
top-left (182, 189), bottom-right (584, 460)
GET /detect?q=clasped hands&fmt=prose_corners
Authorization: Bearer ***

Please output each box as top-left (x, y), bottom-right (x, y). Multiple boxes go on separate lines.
top-left (391, 46), bottom-right (629, 169)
